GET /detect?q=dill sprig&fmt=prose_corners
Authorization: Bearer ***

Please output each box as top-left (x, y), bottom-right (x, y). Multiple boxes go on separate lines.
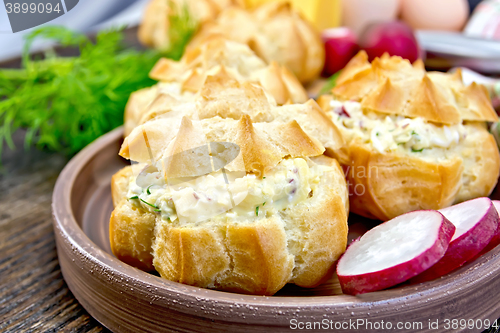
top-left (0, 9), bottom-right (196, 164)
top-left (0, 27), bottom-right (158, 160)
top-left (164, 1), bottom-right (197, 59)
top-left (140, 198), bottom-right (159, 209)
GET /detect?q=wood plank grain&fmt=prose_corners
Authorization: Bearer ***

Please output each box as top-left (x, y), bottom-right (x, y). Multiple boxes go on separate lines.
top-left (0, 26), bottom-right (141, 333)
top-left (0, 130), bottom-right (109, 332)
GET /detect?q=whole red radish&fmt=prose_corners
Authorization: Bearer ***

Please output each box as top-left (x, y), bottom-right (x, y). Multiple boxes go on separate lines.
top-left (413, 198), bottom-right (498, 283)
top-left (337, 210), bottom-right (455, 295)
top-left (321, 27), bottom-right (359, 77)
top-left (358, 21), bottom-right (421, 63)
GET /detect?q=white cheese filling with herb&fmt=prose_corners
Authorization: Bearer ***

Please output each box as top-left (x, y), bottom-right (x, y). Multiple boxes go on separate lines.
top-left (329, 100), bottom-right (467, 153)
top-left (127, 158), bottom-right (325, 224)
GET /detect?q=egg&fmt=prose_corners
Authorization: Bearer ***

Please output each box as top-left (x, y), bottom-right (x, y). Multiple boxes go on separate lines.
top-left (342, 0), bottom-right (401, 36)
top-left (401, 0), bottom-right (469, 31)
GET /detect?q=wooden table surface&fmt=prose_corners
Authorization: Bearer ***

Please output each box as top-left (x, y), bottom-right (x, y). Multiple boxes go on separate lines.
top-left (0, 130), bottom-right (109, 332)
top-left (1, 29), bottom-right (500, 333)
top-left (0, 27), bottom-right (144, 333)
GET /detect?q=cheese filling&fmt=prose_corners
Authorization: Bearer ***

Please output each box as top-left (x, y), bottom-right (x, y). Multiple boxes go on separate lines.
top-left (328, 100), bottom-right (467, 153)
top-left (127, 158), bottom-right (325, 224)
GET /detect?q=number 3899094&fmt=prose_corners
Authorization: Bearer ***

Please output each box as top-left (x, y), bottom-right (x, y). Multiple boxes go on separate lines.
top-left (5, 2), bottom-right (62, 14)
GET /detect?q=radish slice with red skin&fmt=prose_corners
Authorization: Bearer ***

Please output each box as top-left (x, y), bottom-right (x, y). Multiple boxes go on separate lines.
top-left (480, 200), bottom-right (500, 254)
top-left (413, 197), bottom-right (498, 283)
top-left (466, 200), bottom-right (500, 261)
top-left (337, 210), bottom-right (455, 295)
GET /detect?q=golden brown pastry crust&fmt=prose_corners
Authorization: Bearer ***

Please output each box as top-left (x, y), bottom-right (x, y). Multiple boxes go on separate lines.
top-left (111, 155), bottom-right (348, 295)
top-left (187, 2), bottom-right (324, 83)
top-left (120, 113), bottom-right (325, 174)
top-left (284, 155), bottom-right (348, 287)
top-left (109, 199), bottom-right (156, 272)
top-left (110, 166), bottom-right (156, 271)
top-left (346, 141), bottom-right (463, 221)
top-left (320, 98), bottom-right (500, 221)
top-left (455, 123), bottom-right (500, 203)
top-left (152, 215), bottom-right (294, 295)
top-left (332, 51), bottom-right (499, 125)
top-left (319, 53), bottom-right (500, 220)
top-left (111, 165), bottom-right (133, 207)
top-left (121, 75), bottom-right (344, 162)
top-left (138, 0), bottom-right (244, 51)
top-left (124, 86), bottom-right (163, 138)
top-left (151, 157), bottom-right (349, 294)
top-left (148, 37), bottom-right (308, 104)
top-left (111, 79), bottom-right (348, 294)
top-left (124, 38), bottom-right (309, 136)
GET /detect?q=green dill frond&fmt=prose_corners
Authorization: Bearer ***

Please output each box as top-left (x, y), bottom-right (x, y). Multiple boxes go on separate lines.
top-left (319, 70), bottom-right (342, 95)
top-left (0, 16), bottom-right (196, 165)
top-left (161, 0), bottom-right (198, 60)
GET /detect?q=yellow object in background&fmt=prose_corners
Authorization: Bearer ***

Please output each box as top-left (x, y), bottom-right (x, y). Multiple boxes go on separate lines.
top-left (244, 0), bottom-right (341, 30)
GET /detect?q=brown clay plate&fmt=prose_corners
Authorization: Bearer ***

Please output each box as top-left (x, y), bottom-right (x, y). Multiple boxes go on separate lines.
top-left (52, 127), bottom-right (500, 333)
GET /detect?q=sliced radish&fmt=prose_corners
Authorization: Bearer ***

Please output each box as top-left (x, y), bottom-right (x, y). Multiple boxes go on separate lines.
top-left (337, 210), bottom-right (455, 295)
top-left (466, 200), bottom-right (500, 261)
top-left (413, 197), bottom-right (498, 283)
top-left (479, 200), bottom-right (500, 254)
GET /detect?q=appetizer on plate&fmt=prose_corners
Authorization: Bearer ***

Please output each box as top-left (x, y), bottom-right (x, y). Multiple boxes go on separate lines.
top-left (110, 77), bottom-right (348, 295)
top-left (190, 2), bottom-right (324, 83)
top-left (318, 51), bottom-right (500, 221)
top-left (124, 37), bottom-right (308, 136)
top-left (139, 0), bottom-right (324, 84)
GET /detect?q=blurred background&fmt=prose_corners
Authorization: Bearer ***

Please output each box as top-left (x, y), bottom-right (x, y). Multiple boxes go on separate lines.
top-left (0, 0), bottom-right (149, 61)
top-left (2, 0), bottom-right (499, 75)
top-left (1, 0), bottom-right (499, 72)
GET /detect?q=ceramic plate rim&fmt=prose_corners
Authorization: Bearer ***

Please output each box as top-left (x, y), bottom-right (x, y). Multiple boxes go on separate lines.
top-left (51, 127), bottom-right (500, 312)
